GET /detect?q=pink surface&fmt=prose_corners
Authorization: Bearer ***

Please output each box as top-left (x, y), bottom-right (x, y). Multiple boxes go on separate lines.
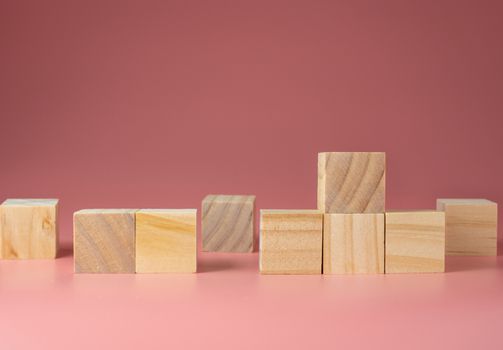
top-left (1, 1), bottom-right (503, 349)
top-left (1, 252), bottom-right (503, 349)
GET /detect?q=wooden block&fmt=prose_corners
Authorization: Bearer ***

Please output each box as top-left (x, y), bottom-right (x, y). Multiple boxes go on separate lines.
top-left (202, 195), bottom-right (255, 252)
top-left (323, 213), bottom-right (384, 274)
top-left (437, 199), bottom-right (497, 256)
top-left (259, 210), bottom-right (322, 274)
top-left (0, 199), bottom-right (59, 259)
top-left (74, 209), bottom-right (136, 273)
top-left (318, 152), bottom-right (385, 213)
top-left (136, 209), bottom-right (197, 273)
top-left (385, 211), bottom-right (445, 273)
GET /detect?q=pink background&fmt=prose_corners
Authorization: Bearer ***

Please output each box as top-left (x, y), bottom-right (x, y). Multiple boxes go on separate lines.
top-left (1, 1), bottom-right (502, 349)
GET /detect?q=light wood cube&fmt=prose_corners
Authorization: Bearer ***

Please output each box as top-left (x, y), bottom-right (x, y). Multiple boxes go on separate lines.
top-left (385, 211), bottom-right (445, 273)
top-left (318, 152), bottom-right (385, 213)
top-left (260, 210), bottom-right (322, 274)
top-left (136, 209), bottom-right (197, 273)
top-left (323, 213), bottom-right (384, 274)
top-left (437, 199), bottom-right (497, 256)
top-left (74, 209), bottom-right (137, 273)
top-left (0, 199), bottom-right (59, 259)
top-left (202, 195), bottom-right (255, 252)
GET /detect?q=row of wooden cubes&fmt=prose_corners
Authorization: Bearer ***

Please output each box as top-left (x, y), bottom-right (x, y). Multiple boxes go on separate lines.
top-left (74, 209), bottom-right (197, 273)
top-left (259, 199), bottom-right (498, 274)
top-left (260, 210), bottom-right (443, 274)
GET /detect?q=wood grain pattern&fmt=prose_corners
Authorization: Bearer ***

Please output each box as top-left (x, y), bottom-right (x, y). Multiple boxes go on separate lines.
top-left (136, 209), bottom-right (197, 273)
top-left (323, 213), bottom-right (384, 274)
top-left (260, 210), bottom-right (322, 275)
top-left (202, 195), bottom-right (255, 252)
top-left (437, 199), bottom-right (497, 256)
top-left (318, 152), bottom-right (385, 213)
top-left (74, 209), bottom-right (136, 273)
top-left (0, 199), bottom-right (59, 259)
top-left (385, 211), bottom-right (445, 273)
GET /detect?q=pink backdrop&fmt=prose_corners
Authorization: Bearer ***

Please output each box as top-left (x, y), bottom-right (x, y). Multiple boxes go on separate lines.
top-left (1, 0), bottom-right (501, 247)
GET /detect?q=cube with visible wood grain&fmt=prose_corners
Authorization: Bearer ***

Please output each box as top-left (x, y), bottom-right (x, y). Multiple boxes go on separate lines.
top-left (437, 199), bottom-right (497, 256)
top-left (260, 210), bottom-right (323, 275)
top-left (202, 195), bottom-right (255, 252)
top-left (0, 199), bottom-right (59, 259)
top-left (136, 209), bottom-right (197, 273)
top-left (318, 152), bottom-right (386, 213)
top-left (323, 213), bottom-right (384, 274)
top-left (385, 211), bottom-right (445, 273)
top-left (74, 209), bottom-right (137, 273)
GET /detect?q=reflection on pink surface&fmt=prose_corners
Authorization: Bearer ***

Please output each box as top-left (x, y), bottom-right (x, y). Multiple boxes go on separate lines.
top-left (1, 243), bottom-right (502, 349)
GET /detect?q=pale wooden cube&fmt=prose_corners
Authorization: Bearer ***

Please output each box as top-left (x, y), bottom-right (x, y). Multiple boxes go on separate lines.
top-left (74, 209), bottom-right (136, 273)
top-left (323, 213), bottom-right (384, 274)
top-left (0, 199), bottom-right (59, 259)
top-left (317, 152), bottom-right (386, 213)
top-left (202, 195), bottom-right (255, 252)
top-left (437, 199), bottom-right (497, 256)
top-left (136, 209), bottom-right (197, 273)
top-left (259, 210), bottom-right (322, 275)
top-left (385, 211), bottom-right (445, 273)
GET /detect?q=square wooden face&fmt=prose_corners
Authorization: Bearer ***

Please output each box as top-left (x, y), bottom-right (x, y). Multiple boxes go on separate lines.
top-left (135, 209), bottom-right (197, 273)
top-left (260, 211), bottom-right (322, 275)
top-left (0, 202), bottom-right (58, 259)
top-left (323, 213), bottom-right (385, 274)
top-left (385, 211), bottom-right (445, 273)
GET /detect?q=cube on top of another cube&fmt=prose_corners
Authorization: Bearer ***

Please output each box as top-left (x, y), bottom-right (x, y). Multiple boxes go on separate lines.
top-left (437, 199), bottom-right (497, 256)
top-left (202, 194), bottom-right (255, 253)
top-left (260, 209), bottom-right (323, 275)
top-left (0, 198), bottom-right (59, 259)
top-left (323, 213), bottom-right (384, 274)
top-left (385, 210), bottom-right (445, 273)
top-left (74, 209), bottom-right (137, 273)
top-left (318, 152), bottom-right (386, 214)
top-left (136, 209), bottom-right (197, 274)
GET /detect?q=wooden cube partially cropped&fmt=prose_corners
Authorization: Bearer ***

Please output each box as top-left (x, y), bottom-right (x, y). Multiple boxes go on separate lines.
top-left (136, 209), bottom-right (197, 273)
top-left (385, 211), bottom-right (445, 273)
top-left (74, 209), bottom-right (136, 273)
top-left (318, 152), bottom-right (385, 213)
top-left (437, 199), bottom-right (497, 256)
top-left (0, 199), bottom-right (59, 259)
top-left (323, 213), bottom-right (384, 274)
top-left (260, 210), bottom-right (322, 274)
top-left (202, 195), bottom-right (255, 252)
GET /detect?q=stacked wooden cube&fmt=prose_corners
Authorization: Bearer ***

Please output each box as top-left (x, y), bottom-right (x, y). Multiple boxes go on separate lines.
top-left (259, 152), bottom-right (498, 275)
top-left (74, 209), bottom-right (197, 273)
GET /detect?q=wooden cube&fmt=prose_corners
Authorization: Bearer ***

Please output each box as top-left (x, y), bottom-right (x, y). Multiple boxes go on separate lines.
top-left (136, 209), bottom-right (197, 273)
top-left (323, 213), bottom-right (384, 274)
top-left (437, 199), bottom-right (497, 256)
top-left (260, 210), bottom-right (322, 274)
top-left (0, 199), bottom-right (59, 259)
top-left (317, 152), bottom-right (385, 213)
top-left (74, 209), bottom-right (136, 273)
top-left (385, 211), bottom-right (445, 273)
top-left (202, 195), bottom-right (255, 252)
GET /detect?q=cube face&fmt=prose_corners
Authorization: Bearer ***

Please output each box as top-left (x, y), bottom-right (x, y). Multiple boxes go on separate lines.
top-left (260, 210), bottom-right (322, 274)
top-left (437, 199), bottom-right (497, 256)
top-left (318, 152), bottom-right (385, 213)
top-left (136, 209), bottom-right (197, 273)
top-left (202, 195), bottom-right (255, 252)
top-left (323, 213), bottom-right (384, 274)
top-left (0, 199), bottom-right (59, 259)
top-left (385, 211), bottom-right (445, 273)
top-left (74, 209), bottom-right (136, 273)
